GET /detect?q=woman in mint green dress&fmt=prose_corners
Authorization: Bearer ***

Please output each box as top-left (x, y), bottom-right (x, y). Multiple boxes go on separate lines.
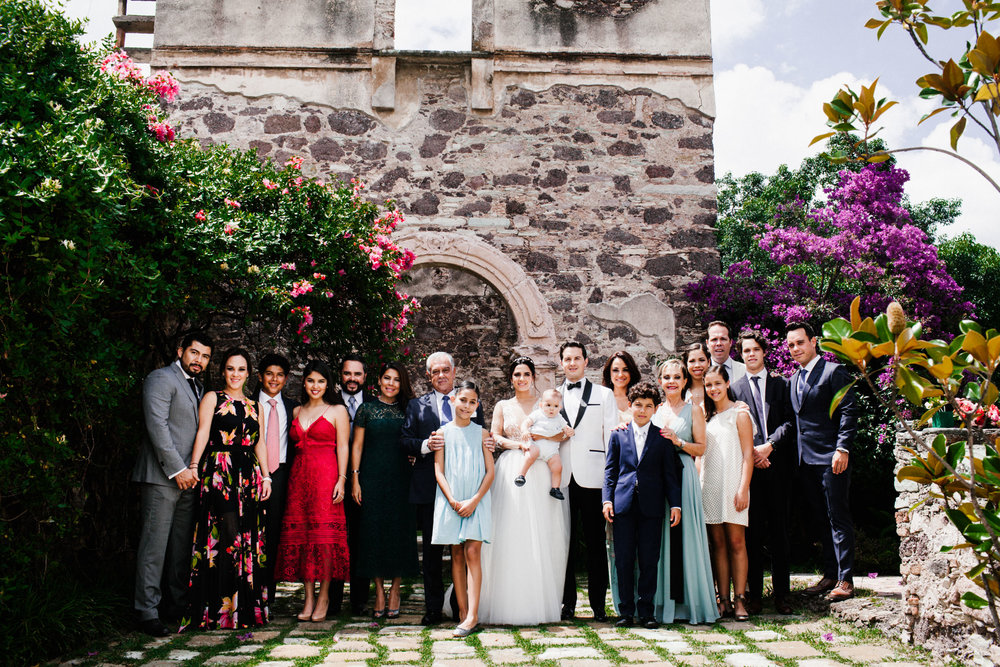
top-left (653, 358), bottom-right (719, 624)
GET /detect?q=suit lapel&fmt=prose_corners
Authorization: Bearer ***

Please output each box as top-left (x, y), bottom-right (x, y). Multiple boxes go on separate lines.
top-left (426, 393), bottom-right (441, 429)
top-left (572, 380), bottom-right (593, 429)
top-left (171, 363), bottom-right (198, 412)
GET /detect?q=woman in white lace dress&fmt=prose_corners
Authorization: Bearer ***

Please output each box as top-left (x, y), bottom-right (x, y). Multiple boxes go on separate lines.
top-left (701, 364), bottom-right (755, 621)
top-left (479, 357), bottom-right (570, 624)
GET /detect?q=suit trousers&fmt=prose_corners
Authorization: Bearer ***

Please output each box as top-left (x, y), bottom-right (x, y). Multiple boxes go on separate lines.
top-left (612, 509), bottom-right (664, 618)
top-left (746, 463), bottom-right (791, 600)
top-left (416, 502), bottom-right (445, 615)
top-left (802, 462), bottom-right (854, 581)
top-left (330, 491), bottom-right (370, 613)
top-left (562, 480), bottom-right (609, 615)
top-left (263, 462), bottom-right (291, 605)
top-left (134, 482), bottom-right (196, 620)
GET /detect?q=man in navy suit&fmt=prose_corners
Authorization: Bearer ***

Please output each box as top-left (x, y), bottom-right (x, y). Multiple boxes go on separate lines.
top-left (732, 331), bottom-right (795, 614)
top-left (256, 352), bottom-right (299, 607)
top-left (786, 322), bottom-right (858, 601)
top-left (602, 382), bottom-right (682, 629)
top-left (401, 351), bottom-right (487, 625)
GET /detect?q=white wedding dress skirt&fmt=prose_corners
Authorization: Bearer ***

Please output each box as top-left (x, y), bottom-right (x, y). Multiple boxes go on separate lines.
top-left (479, 449), bottom-right (570, 624)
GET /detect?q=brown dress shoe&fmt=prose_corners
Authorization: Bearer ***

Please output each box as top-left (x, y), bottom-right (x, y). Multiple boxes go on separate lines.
top-left (827, 580), bottom-right (854, 601)
top-left (803, 577), bottom-right (837, 595)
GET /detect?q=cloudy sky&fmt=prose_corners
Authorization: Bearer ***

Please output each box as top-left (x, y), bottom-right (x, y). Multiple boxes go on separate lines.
top-left (60, 0), bottom-right (999, 247)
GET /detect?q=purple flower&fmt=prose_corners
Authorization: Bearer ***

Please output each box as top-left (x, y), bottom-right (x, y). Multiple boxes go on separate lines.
top-left (868, 572), bottom-right (878, 579)
top-left (822, 632), bottom-right (834, 642)
top-left (238, 631), bottom-right (253, 641)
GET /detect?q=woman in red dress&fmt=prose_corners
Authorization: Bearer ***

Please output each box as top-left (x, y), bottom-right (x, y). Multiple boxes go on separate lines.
top-left (274, 360), bottom-right (351, 621)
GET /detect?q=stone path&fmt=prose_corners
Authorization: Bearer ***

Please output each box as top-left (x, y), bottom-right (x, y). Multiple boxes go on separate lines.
top-left (57, 578), bottom-right (936, 667)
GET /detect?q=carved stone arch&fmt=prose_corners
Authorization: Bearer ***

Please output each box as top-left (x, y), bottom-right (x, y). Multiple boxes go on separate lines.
top-left (398, 230), bottom-right (559, 386)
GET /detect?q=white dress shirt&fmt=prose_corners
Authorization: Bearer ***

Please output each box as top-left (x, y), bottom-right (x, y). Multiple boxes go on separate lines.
top-left (562, 378), bottom-right (585, 421)
top-left (632, 420), bottom-right (650, 460)
top-left (258, 390), bottom-right (289, 465)
top-left (341, 389), bottom-right (364, 412)
top-left (747, 369), bottom-right (769, 441)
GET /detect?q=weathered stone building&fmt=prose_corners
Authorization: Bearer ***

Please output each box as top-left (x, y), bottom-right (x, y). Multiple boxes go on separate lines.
top-left (143, 0), bottom-right (717, 401)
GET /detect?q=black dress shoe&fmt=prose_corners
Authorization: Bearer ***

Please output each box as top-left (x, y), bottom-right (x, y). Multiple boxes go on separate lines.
top-left (352, 605), bottom-right (368, 616)
top-left (775, 597), bottom-right (794, 615)
top-left (640, 617), bottom-right (659, 629)
top-left (593, 611), bottom-right (608, 622)
top-left (561, 608), bottom-right (575, 621)
top-left (420, 612), bottom-right (443, 626)
top-left (615, 615), bottom-right (634, 628)
top-left (139, 618), bottom-right (170, 637)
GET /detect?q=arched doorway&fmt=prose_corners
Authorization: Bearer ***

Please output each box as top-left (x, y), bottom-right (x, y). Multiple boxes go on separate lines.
top-left (399, 231), bottom-right (558, 414)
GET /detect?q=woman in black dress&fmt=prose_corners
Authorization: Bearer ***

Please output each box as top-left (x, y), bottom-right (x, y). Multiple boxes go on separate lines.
top-left (350, 361), bottom-right (418, 618)
top-left (183, 348), bottom-right (271, 630)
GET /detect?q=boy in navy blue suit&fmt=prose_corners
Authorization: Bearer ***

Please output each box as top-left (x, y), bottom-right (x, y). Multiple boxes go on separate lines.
top-left (602, 382), bottom-right (682, 628)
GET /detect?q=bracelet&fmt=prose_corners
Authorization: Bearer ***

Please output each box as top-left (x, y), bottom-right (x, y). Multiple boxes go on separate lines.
top-left (188, 463), bottom-right (198, 469)
top-left (351, 469), bottom-right (361, 474)
top-left (263, 476), bottom-right (272, 482)
top-left (339, 474), bottom-right (347, 479)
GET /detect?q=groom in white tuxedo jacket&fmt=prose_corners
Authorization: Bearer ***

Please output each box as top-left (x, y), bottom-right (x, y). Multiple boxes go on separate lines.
top-left (558, 341), bottom-right (619, 620)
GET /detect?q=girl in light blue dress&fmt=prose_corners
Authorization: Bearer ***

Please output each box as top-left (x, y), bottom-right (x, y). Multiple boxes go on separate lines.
top-left (432, 380), bottom-right (495, 637)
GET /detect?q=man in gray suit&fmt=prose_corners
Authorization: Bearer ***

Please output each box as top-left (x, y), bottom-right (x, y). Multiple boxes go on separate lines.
top-left (132, 333), bottom-right (213, 636)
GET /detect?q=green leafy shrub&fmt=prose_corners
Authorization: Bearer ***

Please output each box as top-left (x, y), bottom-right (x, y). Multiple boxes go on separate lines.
top-left (0, 2), bottom-right (416, 662)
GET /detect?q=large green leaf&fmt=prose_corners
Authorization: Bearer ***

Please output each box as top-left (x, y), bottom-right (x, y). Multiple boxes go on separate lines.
top-left (822, 318), bottom-right (853, 341)
top-left (962, 591), bottom-right (988, 610)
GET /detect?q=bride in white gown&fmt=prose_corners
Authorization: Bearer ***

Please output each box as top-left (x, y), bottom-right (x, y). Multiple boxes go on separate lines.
top-left (480, 357), bottom-right (570, 625)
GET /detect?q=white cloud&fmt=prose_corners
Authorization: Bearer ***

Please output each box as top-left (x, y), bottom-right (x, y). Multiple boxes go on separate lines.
top-left (715, 65), bottom-right (916, 176)
top-left (394, 0), bottom-right (471, 51)
top-left (714, 63), bottom-right (1000, 248)
top-left (897, 122), bottom-right (1000, 248)
top-left (710, 0), bottom-right (766, 57)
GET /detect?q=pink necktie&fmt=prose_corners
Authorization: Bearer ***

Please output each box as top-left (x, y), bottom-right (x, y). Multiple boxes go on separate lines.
top-left (266, 398), bottom-right (280, 474)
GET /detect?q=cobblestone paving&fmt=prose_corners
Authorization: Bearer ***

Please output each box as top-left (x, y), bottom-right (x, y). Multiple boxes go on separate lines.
top-left (56, 578), bottom-right (937, 667)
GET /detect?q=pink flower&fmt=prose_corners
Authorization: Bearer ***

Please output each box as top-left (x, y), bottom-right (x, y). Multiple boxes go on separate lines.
top-left (224, 223), bottom-right (237, 235)
top-left (147, 120), bottom-right (175, 142)
top-left (313, 272), bottom-right (326, 280)
top-left (822, 633), bottom-right (833, 642)
top-left (338, 269), bottom-right (346, 276)
top-left (310, 260), bottom-right (317, 266)
top-left (868, 572), bottom-right (878, 578)
top-left (280, 262), bottom-right (296, 271)
top-left (262, 178), bottom-right (277, 190)
top-left (285, 156), bottom-right (304, 170)
top-left (145, 71), bottom-right (180, 102)
top-left (194, 209), bottom-right (207, 221)
top-left (323, 291), bottom-right (334, 298)
top-left (290, 280), bottom-right (314, 298)
top-left (224, 197), bottom-right (241, 209)
top-left (99, 50), bottom-right (143, 81)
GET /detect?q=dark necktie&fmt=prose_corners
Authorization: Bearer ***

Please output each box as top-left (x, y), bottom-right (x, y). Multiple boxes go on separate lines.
top-left (797, 367), bottom-right (807, 401)
top-left (751, 375), bottom-right (767, 439)
top-left (567, 381), bottom-right (582, 390)
top-left (187, 377), bottom-right (200, 402)
top-left (440, 394), bottom-right (453, 424)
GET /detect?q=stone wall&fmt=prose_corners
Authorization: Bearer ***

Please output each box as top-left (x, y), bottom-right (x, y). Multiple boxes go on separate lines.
top-left (151, 0), bottom-right (716, 396)
top-left (894, 428), bottom-right (998, 665)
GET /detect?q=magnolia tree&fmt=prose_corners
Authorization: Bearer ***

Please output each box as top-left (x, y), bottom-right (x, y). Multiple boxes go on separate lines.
top-left (821, 299), bottom-right (1000, 641)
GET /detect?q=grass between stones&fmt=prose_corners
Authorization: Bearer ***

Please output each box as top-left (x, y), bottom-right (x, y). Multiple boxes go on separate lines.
top-left (54, 581), bottom-right (946, 667)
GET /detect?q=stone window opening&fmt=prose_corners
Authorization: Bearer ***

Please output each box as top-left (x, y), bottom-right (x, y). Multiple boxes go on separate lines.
top-left (393, 0), bottom-right (473, 52)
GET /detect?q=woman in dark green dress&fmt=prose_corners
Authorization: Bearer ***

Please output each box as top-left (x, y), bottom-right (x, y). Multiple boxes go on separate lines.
top-left (350, 361), bottom-right (418, 618)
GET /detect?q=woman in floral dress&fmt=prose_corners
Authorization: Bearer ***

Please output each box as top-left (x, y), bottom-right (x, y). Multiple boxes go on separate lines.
top-left (183, 348), bottom-right (271, 630)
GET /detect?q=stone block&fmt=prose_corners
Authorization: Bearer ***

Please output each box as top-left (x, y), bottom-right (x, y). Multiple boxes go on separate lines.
top-left (832, 645), bottom-right (896, 662)
top-left (203, 656), bottom-right (247, 665)
top-left (432, 641), bottom-right (477, 657)
top-left (723, 654), bottom-right (777, 667)
top-left (270, 644), bottom-right (321, 658)
top-left (618, 649), bottom-right (663, 662)
top-left (322, 653), bottom-right (377, 663)
top-left (489, 647), bottom-right (530, 663)
top-left (762, 641), bottom-right (821, 659)
top-left (478, 632), bottom-right (516, 646)
top-left (166, 650), bottom-right (201, 661)
top-left (371, 56), bottom-right (396, 110)
top-left (743, 630), bottom-right (781, 641)
top-left (537, 646), bottom-right (602, 660)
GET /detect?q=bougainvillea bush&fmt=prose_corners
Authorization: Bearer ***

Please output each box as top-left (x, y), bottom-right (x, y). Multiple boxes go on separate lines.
top-left (0, 3), bottom-right (415, 662)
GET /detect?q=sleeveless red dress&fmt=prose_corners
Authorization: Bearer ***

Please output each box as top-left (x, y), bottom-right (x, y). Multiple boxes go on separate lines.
top-left (274, 413), bottom-right (350, 582)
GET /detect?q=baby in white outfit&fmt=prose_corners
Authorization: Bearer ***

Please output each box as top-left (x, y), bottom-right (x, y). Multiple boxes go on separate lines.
top-left (517, 389), bottom-right (574, 500)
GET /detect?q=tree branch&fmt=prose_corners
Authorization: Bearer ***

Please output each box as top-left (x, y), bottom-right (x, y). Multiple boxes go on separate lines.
top-left (871, 146), bottom-right (1000, 195)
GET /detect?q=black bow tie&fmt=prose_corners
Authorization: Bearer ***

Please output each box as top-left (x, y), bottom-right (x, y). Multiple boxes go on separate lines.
top-left (567, 381), bottom-right (582, 390)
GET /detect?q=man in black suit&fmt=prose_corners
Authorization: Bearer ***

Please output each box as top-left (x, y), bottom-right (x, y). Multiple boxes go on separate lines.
top-left (256, 353), bottom-right (298, 608)
top-left (400, 351), bottom-right (487, 625)
top-left (333, 353), bottom-right (374, 615)
top-left (786, 322), bottom-right (858, 602)
top-left (732, 331), bottom-right (795, 614)
top-left (602, 382), bottom-right (681, 629)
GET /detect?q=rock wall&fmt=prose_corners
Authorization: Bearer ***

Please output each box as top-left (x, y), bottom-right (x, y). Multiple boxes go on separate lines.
top-left (165, 71), bottom-right (716, 379)
top-left (894, 428), bottom-right (999, 665)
